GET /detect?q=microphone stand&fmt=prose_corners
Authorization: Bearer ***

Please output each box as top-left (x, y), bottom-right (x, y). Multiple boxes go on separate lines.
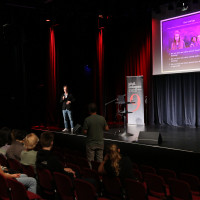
top-left (104, 98), bottom-right (117, 119)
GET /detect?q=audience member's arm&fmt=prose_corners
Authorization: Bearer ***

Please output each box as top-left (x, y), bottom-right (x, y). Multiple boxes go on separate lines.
top-left (105, 125), bottom-right (109, 131)
top-left (64, 168), bottom-right (76, 177)
top-left (98, 154), bottom-right (109, 174)
top-left (83, 119), bottom-right (88, 134)
top-left (98, 161), bottom-right (106, 174)
top-left (0, 166), bottom-right (20, 179)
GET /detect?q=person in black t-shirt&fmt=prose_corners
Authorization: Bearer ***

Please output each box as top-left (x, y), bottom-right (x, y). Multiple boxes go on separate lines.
top-left (98, 143), bottom-right (135, 185)
top-left (36, 131), bottom-right (75, 179)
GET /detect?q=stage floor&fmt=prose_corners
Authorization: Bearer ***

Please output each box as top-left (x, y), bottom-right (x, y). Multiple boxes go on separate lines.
top-left (103, 124), bottom-right (200, 153)
top-left (32, 124), bottom-right (200, 153)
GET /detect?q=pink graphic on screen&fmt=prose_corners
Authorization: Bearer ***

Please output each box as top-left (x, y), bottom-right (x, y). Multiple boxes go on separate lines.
top-left (161, 11), bottom-right (200, 73)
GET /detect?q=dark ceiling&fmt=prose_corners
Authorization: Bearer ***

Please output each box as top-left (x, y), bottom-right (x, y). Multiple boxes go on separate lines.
top-left (0, 0), bottom-right (179, 26)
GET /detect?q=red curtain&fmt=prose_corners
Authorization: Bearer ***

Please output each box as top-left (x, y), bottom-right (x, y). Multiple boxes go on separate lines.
top-left (124, 34), bottom-right (152, 100)
top-left (47, 26), bottom-right (57, 126)
top-left (96, 29), bottom-right (104, 115)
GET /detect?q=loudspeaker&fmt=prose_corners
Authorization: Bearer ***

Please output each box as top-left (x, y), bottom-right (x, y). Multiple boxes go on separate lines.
top-left (138, 131), bottom-right (162, 145)
top-left (73, 124), bottom-right (81, 134)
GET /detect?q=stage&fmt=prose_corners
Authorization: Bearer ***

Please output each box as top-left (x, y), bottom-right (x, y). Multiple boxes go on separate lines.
top-left (32, 124), bottom-right (200, 176)
top-left (32, 124), bottom-right (200, 153)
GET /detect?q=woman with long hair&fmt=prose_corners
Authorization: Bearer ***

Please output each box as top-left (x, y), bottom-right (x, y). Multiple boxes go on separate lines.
top-left (98, 144), bottom-right (135, 183)
top-left (171, 30), bottom-right (185, 50)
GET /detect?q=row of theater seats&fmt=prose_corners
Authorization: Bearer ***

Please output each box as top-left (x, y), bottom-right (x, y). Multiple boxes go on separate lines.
top-left (0, 170), bottom-right (43, 200)
top-left (51, 147), bottom-right (200, 200)
top-left (0, 153), bottom-right (110, 200)
top-left (2, 147), bottom-right (200, 200)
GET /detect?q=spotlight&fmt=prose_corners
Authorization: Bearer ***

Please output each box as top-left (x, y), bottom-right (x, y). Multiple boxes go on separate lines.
top-left (98, 14), bottom-right (105, 29)
top-left (177, 0), bottom-right (189, 11)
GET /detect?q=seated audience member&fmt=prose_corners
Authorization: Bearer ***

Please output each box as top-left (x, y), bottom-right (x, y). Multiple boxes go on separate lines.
top-left (20, 133), bottom-right (39, 171)
top-left (98, 144), bottom-right (135, 184)
top-left (6, 129), bottom-right (26, 161)
top-left (0, 164), bottom-right (37, 194)
top-left (190, 36), bottom-right (198, 47)
top-left (36, 131), bottom-right (75, 179)
top-left (0, 127), bottom-right (12, 155)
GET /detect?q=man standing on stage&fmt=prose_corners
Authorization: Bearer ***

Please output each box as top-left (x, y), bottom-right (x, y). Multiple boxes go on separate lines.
top-left (83, 103), bottom-right (109, 168)
top-left (60, 85), bottom-right (74, 133)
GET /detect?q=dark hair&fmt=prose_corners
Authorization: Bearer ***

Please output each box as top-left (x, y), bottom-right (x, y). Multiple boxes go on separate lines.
top-left (0, 127), bottom-right (11, 147)
top-left (191, 36), bottom-right (197, 41)
top-left (11, 129), bottom-right (26, 141)
top-left (40, 131), bottom-right (54, 147)
top-left (88, 103), bottom-right (97, 113)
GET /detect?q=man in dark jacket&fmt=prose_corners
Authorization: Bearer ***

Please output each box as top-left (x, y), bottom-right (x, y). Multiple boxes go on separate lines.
top-left (60, 85), bottom-right (75, 133)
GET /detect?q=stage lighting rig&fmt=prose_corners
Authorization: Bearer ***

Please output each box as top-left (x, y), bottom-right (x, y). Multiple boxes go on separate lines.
top-left (177, 0), bottom-right (189, 11)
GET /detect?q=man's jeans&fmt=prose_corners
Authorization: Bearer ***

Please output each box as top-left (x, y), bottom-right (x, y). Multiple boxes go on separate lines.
top-left (62, 109), bottom-right (74, 129)
top-left (16, 174), bottom-right (37, 194)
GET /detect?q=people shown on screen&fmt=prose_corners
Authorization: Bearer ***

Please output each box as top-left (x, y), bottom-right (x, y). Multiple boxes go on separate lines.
top-left (190, 36), bottom-right (198, 47)
top-left (197, 35), bottom-right (200, 46)
top-left (171, 31), bottom-right (185, 50)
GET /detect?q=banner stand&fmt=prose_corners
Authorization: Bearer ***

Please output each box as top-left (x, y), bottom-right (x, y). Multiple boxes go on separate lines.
top-left (126, 76), bottom-right (144, 125)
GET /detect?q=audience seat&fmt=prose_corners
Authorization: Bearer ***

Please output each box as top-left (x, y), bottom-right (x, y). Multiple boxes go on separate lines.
top-left (168, 178), bottom-right (200, 200)
top-left (124, 178), bottom-right (160, 200)
top-left (133, 169), bottom-right (144, 182)
top-left (179, 173), bottom-right (200, 196)
top-left (102, 175), bottom-right (123, 200)
top-left (75, 156), bottom-right (90, 169)
top-left (132, 162), bottom-right (139, 170)
top-left (143, 172), bottom-right (168, 198)
top-left (157, 168), bottom-right (176, 185)
top-left (7, 177), bottom-right (43, 200)
top-left (75, 178), bottom-right (109, 200)
top-left (36, 167), bottom-right (55, 199)
top-left (140, 164), bottom-right (156, 175)
top-left (82, 168), bottom-right (101, 193)
top-left (21, 164), bottom-right (36, 178)
top-left (0, 154), bottom-right (8, 167)
top-left (53, 171), bottom-right (75, 200)
top-left (0, 172), bottom-right (10, 200)
top-left (7, 158), bottom-right (23, 173)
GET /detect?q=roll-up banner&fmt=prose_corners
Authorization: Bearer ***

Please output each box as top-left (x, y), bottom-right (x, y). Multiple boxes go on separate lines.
top-left (126, 76), bottom-right (144, 125)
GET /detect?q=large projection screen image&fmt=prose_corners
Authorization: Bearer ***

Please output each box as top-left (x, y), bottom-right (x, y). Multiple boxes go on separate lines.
top-left (153, 11), bottom-right (200, 75)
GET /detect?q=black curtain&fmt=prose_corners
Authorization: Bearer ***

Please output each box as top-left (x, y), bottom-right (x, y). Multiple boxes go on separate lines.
top-left (150, 73), bottom-right (200, 127)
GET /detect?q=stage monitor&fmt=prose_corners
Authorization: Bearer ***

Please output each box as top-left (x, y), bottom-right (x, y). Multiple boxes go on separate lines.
top-left (153, 11), bottom-right (200, 75)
